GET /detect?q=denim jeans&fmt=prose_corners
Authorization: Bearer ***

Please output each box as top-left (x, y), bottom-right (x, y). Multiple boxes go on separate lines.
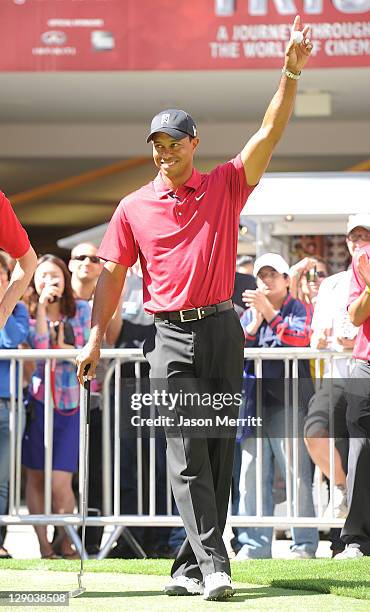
top-left (237, 404), bottom-right (318, 558)
top-left (0, 400), bottom-right (10, 546)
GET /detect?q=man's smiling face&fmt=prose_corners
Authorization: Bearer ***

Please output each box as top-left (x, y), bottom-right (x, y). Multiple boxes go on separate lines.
top-left (151, 132), bottom-right (199, 183)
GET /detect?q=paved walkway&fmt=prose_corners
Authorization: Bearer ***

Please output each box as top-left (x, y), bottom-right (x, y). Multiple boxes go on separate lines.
top-left (4, 522), bottom-right (333, 560)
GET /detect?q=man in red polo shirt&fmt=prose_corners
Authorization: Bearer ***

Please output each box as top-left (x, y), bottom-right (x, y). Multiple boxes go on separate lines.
top-left (335, 227), bottom-right (370, 560)
top-left (77, 16), bottom-right (313, 600)
top-left (0, 192), bottom-right (37, 329)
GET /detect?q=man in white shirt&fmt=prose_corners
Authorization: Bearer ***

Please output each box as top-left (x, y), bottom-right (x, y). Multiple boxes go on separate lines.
top-left (304, 214), bottom-right (370, 553)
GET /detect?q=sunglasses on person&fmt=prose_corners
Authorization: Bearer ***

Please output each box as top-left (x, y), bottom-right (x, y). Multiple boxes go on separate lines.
top-left (72, 255), bottom-right (101, 263)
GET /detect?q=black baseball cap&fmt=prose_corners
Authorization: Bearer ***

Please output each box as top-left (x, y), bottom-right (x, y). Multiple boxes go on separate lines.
top-left (146, 109), bottom-right (197, 143)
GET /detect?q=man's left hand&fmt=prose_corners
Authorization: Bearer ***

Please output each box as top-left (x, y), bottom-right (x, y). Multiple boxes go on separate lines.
top-left (285, 15), bottom-right (313, 74)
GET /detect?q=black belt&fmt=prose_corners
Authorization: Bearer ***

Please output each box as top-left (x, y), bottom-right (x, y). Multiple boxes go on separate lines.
top-left (155, 299), bottom-right (233, 323)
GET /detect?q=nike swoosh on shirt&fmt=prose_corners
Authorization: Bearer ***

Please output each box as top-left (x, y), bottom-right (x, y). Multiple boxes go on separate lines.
top-left (195, 192), bottom-right (206, 201)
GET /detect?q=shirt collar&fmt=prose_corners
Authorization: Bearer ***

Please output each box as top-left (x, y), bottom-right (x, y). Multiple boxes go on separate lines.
top-left (282, 293), bottom-right (293, 308)
top-left (153, 168), bottom-right (202, 199)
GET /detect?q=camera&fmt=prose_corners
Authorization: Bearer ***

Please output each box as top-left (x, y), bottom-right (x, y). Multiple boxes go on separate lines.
top-left (306, 266), bottom-right (318, 283)
top-left (46, 279), bottom-right (60, 303)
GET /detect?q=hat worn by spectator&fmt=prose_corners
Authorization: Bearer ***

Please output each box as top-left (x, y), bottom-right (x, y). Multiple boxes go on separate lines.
top-left (146, 109), bottom-right (197, 143)
top-left (347, 213), bottom-right (370, 235)
top-left (253, 253), bottom-right (290, 278)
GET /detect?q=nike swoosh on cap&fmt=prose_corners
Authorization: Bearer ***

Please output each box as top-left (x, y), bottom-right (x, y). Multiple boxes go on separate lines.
top-left (195, 192), bottom-right (206, 201)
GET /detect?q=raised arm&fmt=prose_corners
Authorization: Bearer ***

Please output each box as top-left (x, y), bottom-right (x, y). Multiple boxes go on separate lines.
top-left (241, 15), bottom-right (313, 186)
top-left (76, 261), bottom-right (127, 384)
top-left (0, 245), bottom-right (37, 329)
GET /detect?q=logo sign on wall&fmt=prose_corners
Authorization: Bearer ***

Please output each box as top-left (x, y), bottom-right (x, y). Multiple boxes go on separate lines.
top-left (1, 0), bottom-right (369, 70)
top-left (40, 31), bottom-right (67, 46)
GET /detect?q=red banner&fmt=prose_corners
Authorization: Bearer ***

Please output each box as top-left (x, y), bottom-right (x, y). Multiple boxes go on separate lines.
top-left (1, 0), bottom-right (369, 71)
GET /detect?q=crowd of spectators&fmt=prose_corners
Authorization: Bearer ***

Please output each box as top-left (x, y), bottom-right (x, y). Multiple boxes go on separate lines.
top-left (233, 213), bottom-right (370, 560)
top-left (0, 213), bottom-right (369, 561)
top-left (236, 252), bottom-right (318, 559)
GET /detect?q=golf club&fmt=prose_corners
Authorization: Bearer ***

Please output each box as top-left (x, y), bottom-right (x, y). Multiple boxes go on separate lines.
top-left (69, 370), bottom-right (91, 599)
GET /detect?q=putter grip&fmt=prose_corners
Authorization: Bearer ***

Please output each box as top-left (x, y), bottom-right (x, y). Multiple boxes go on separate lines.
top-left (83, 365), bottom-right (91, 423)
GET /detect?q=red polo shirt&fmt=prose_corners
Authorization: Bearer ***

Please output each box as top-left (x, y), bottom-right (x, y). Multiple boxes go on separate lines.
top-left (0, 192), bottom-right (30, 259)
top-left (348, 244), bottom-right (370, 361)
top-left (98, 154), bottom-right (256, 313)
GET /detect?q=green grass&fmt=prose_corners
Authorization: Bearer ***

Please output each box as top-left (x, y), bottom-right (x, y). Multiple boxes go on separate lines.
top-left (1, 558), bottom-right (369, 601)
top-left (2, 569), bottom-right (368, 612)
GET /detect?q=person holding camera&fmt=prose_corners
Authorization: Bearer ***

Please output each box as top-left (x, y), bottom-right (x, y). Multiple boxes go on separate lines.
top-left (22, 254), bottom-right (90, 559)
top-left (289, 255), bottom-right (328, 319)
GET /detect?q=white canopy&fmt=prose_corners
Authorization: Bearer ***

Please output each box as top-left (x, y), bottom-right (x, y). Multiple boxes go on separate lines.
top-left (242, 172), bottom-right (370, 236)
top-left (58, 172), bottom-right (370, 249)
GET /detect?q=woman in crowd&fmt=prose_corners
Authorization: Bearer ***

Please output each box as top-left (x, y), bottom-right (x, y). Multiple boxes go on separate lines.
top-left (22, 254), bottom-right (90, 559)
top-left (0, 253), bottom-right (29, 559)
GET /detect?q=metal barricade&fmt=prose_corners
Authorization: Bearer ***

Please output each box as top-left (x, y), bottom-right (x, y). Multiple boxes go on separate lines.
top-left (0, 347), bottom-right (350, 558)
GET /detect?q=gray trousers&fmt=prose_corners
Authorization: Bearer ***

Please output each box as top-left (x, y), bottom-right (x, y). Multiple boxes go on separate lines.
top-left (342, 362), bottom-right (370, 555)
top-left (143, 308), bottom-right (244, 579)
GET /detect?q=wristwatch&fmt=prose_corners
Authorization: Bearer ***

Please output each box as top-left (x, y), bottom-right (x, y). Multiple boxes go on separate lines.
top-left (282, 67), bottom-right (301, 80)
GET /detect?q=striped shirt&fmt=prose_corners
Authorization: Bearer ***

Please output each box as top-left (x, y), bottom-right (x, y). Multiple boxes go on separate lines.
top-left (241, 293), bottom-right (313, 402)
top-left (242, 293), bottom-right (311, 349)
top-left (28, 300), bottom-right (91, 411)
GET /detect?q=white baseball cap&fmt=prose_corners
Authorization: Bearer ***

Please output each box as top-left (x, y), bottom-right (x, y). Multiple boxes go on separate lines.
top-left (347, 214), bottom-right (370, 235)
top-left (253, 253), bottom-right (290, 277)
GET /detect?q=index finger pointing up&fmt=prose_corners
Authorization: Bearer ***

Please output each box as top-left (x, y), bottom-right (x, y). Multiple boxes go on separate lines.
top-left (292, 15), bottom-right (301, 32)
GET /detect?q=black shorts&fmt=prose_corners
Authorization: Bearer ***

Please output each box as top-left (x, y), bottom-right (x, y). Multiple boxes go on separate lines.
top-left (303, 379), bottom-right (349, 470)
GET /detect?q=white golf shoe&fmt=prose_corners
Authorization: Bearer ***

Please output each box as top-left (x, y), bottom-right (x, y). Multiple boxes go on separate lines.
top-left (289, 549), bottom-right (316, 559)
top-left (334, 545), bottom-right (364, 560)
top-left (324, 484), bottom-right (348, 519)
top-left (164, 575), bottom-right (204, 596)
top-left (203, 572), bottom-right (234, 601)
